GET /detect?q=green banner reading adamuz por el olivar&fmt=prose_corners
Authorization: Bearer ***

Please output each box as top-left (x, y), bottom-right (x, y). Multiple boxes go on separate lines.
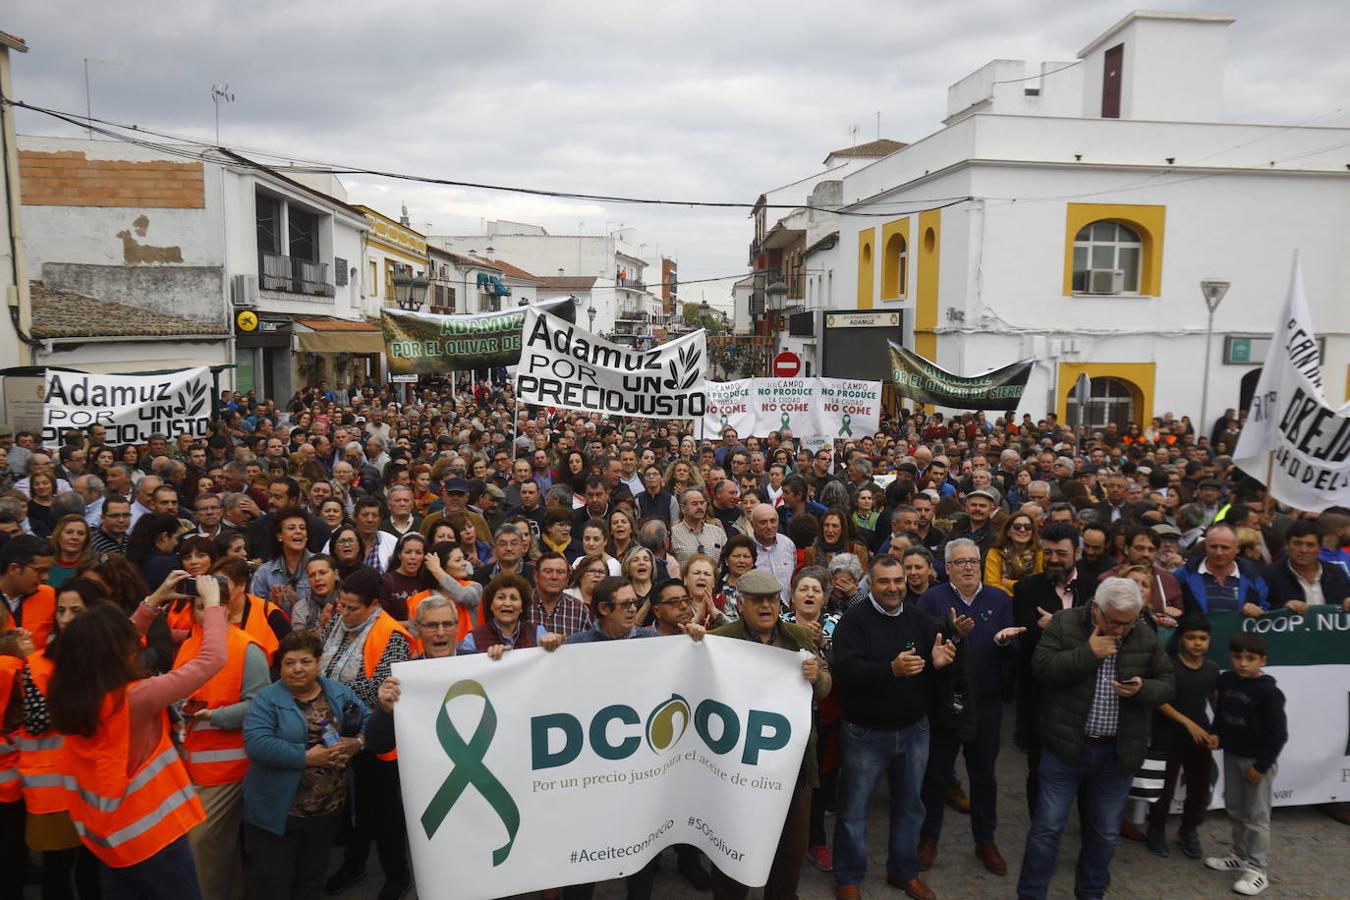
top-left (887, 341), bottom-right (1033, 411)
top-left (381, 298), bottom-right (573, 376)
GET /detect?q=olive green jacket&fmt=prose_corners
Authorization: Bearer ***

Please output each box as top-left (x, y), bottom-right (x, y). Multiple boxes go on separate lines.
top-left (711, 618), bottom-right (830, 786)
top-left (1031, 604), bottom-right (1175, 774)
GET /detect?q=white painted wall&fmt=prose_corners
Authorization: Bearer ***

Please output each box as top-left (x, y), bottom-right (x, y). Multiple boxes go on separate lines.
top-left (1078, 13), bottom-right (1232, 122)
top-left (36, 339), bottom-right (232, 373)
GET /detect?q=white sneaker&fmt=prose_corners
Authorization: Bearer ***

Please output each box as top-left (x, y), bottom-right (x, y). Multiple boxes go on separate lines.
top-left (1205, 854), bottom-right (1246, 872)
top-left (1233, 869), bottom-right (1268, 895)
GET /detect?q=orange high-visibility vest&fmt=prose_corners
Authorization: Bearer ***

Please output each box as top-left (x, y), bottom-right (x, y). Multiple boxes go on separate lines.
top-left (404, 585), bottom-right (480, 656)
top-left (2, 584), bottom-right (57, 652)
top-left (173, 626), bottom-right (261, 786)
top-left (0, 656), bottom-right (23, 803)
top-left (60, 683), bottom-right (206, 867)
top-left (237, 595), bottom-right (286, 661)
top-left (361, 611), bottom-right (410, 763)
top-left (17, 649), bottom-right (64, 813)
top-left (164, 600), bottom-right (195, 639)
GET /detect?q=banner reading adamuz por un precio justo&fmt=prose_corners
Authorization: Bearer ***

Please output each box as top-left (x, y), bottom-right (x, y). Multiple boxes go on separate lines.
top-left (42, 366), bottom-right (212, 448)
top-left (514, 307), bottom-right (707, 418)
top-left (393, 636), bottom-right (811, 900)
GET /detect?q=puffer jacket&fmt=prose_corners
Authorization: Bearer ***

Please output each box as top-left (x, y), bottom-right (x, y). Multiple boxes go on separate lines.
top-left (1031, 604), bottom-right (1174, 774)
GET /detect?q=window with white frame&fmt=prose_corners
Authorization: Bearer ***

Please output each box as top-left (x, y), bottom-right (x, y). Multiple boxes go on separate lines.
top-left (1072, 221), bottom-right (1141, 293)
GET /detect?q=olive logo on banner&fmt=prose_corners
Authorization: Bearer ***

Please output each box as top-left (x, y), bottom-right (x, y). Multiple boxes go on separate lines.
top-left (645, 694), bottom-right (691, 754)
top-left (420, 680), bottom-right (520, 866)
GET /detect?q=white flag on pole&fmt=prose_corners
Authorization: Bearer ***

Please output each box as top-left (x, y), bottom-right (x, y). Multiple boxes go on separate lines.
top-left (1232, 253), bottom-right (1324, 465)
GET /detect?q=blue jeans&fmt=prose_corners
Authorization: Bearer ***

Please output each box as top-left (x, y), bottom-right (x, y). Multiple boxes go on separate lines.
top-left (832, 718), bottom-right (929, 886)
top-left (1016, 740), bottom-right (1133, 900)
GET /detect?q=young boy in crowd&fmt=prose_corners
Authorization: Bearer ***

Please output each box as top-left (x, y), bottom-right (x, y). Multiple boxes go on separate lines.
top-left (1205, 632), bottom-right (1288, 896)
top-left (1146, 616), bottom-right (1220, 859)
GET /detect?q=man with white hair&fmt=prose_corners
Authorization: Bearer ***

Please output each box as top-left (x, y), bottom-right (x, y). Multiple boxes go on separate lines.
top-left (1016, 577), bottom-right (1175, 900)
top-left (916, 538), bottom-right (1023, 876)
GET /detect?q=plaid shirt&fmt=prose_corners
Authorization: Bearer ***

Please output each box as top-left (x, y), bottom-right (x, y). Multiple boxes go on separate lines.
top-left (1085, 646), bottom-right (1121, 738)
top-left (363, 539), bottom-right (385, 572)
top-left (527, 590), bottom-right (593, 637)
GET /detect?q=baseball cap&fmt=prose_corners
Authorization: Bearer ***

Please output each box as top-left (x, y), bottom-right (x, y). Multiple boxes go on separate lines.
top-left (443, 477), bottom-right (471, 494)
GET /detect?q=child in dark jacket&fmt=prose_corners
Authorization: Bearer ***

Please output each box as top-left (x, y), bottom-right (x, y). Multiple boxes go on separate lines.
top-left (1204, 632), bottom-right (1287, 897)
top-left (1146, 617), bottom-right (1219, 860)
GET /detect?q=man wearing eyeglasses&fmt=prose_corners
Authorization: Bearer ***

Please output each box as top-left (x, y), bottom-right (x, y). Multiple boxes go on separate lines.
top-left (0, 534), bottom-right (57, 649)
top-left (915, 539), bottom-right (1023, 877)
top-left (1016, 578), bottom-right (1174, 900)
top-left (558, 576), bottom-right (706, 899)
top-left (92, 497), bottom-right (134, 558)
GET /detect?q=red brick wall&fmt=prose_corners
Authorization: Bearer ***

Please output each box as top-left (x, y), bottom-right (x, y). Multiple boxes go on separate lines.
top-left (19, 150), bottom-right (205, 208)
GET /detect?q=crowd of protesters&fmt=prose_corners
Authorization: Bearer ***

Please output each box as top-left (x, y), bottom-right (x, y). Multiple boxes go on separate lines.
top-left (0, 376), bottom-right (1344, 900)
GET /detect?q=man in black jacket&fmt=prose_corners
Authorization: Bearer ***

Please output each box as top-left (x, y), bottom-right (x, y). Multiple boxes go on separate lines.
top-left (1261, 519), bottom-right (1350, 612)
top-left (831, 555), bottom-right (956, 900)
top-left (1011, 523), bottom-right (1092, 816)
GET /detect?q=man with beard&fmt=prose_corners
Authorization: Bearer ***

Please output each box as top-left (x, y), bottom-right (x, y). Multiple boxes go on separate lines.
top-left (1012, 522), bottom-right (1093, 815)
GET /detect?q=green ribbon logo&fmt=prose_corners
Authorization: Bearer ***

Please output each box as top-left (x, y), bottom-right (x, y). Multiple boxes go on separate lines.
top-left (780, 412), bottom-right (791, 430)
top-left (838, 414), bottom-right (852, 437)
top-left (420, 679), bottom-right (520, 866)
top-left (719, 413), bottom-right (728, 429)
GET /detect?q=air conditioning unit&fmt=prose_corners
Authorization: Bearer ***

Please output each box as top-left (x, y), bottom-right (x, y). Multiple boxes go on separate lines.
top-left (231, 274), bottom-right (259, 307)
top-left (1086, 268), bottom-right (1124, 295)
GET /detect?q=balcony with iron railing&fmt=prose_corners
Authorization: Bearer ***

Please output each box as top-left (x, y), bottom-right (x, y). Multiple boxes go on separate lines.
top-left (616, 305), bottom-right (650, 322)
top-left (259, 252), bottom-right (335, 297)
top-left (615, 275), bottom-right (646, 291)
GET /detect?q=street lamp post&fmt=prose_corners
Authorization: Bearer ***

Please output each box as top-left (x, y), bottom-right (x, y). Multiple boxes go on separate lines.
top-left (392, 266), bottom-right (429, 311)
top-left (1198, 277), bottom-right (1231, 440)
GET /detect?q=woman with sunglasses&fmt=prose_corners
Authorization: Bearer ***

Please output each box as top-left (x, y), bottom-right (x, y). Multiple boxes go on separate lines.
top-left (985, 512), bottom-right (1043, 594)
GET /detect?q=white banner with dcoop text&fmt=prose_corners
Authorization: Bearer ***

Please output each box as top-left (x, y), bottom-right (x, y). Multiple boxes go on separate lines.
top-left (393, 635), bottom-right (811, 900)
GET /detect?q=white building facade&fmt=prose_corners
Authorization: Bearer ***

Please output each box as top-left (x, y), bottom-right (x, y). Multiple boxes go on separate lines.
top-left (17, 137), bottom-right (372, 399)
top-left (756, 11), bottom-right (1350, 432)
top-left (430, 222), bottom-right (665, 343)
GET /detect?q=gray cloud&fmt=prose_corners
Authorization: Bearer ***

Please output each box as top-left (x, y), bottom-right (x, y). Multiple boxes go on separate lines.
top-left (7, 0), bottom-right (1348, 304)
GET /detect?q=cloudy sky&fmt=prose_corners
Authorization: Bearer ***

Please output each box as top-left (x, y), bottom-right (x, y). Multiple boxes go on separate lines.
top-left (7, 1), bottom-right (1348, 306)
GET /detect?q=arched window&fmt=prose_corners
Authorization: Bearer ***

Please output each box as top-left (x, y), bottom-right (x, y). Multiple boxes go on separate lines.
top-left (1072, 221), bottom-right (1142, 293)
top-left (882, 232), bottom-right (908, 299)
top-left (1067, 376), bottom-right (1139, 430)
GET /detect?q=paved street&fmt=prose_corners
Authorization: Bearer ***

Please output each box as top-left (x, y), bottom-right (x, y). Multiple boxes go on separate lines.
top-left (332, 710), bottom-right (1347, 900)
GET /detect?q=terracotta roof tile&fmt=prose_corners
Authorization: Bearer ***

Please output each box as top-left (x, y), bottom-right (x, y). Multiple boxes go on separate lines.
top-left (30, 282), bottom-right (229, 339)
top-left (294, 316), bottom-right (379, 332)
top-left (822, 138), bottom-right (908, 162)
top-left (476, 257), bottom-right (541, 282)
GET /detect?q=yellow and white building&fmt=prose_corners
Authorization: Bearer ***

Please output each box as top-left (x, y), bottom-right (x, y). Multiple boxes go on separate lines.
top-left (758, 10), bottom-right (1350, 428)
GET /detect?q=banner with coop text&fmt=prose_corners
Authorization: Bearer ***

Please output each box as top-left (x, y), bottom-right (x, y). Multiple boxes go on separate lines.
top-left (393, 635), bottom-right (812, 900)
top-left (1154, 607), bottom-right (1350, 812)
top-left (702, 377), bottom-right (882, 438)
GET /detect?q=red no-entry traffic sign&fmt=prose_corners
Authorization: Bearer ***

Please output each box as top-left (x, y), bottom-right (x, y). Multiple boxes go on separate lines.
top-left (772, 351), bottom-right (802, 378)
